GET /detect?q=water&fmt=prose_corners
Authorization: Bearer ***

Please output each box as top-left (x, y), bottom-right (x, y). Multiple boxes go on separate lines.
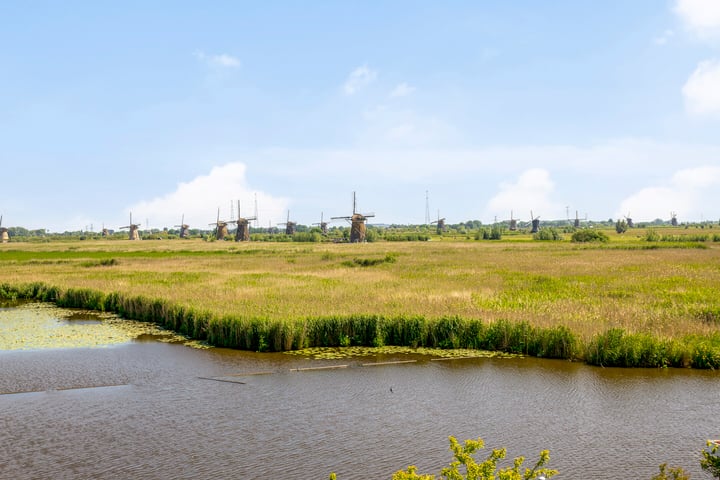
top-left (1, 304), bottom-right (719, 479)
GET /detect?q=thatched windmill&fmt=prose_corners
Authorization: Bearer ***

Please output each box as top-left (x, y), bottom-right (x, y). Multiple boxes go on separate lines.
top-left (671, 211), bottom-right (678, 226)
top-left (624, 213), bottom-right (634, 229)
top-left (312, 212), bottom-right (329, 235)
top-left (278, 211), bottom-right (297, 235)
top-left (508, 210), bottom-right (518, 231)
top-left (0, 215), bottom-right (8, 243)
top-left (530, 211), bottom-right (540, 233)
top-left (574, 210), bottom-right (580, 228)
top-left (209, 208), bottom-right (234, 241)
top-left (120, 212), bottom-right (141, 240)
top-left (332, 192), bottom-right (375, 243)
top-left (174, 214), bottom-right (190, 238)
top-left (431, 211), bottom-right (446, 234)
top-left (234, 201), bottom-right (257, 242)
top-left (101, 223), bottom-right (109, 237)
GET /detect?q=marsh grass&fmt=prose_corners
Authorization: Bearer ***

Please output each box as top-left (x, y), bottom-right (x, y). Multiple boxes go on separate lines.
top-left (1, 232), bottom-right (719, 367)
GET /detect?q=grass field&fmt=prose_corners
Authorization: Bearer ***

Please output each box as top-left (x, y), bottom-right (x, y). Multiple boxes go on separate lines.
top-left (2, 226), bottom-right (719, 366)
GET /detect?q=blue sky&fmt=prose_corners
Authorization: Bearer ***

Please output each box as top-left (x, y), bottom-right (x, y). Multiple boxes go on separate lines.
top-left (2, 0), bottom-right (720, 232)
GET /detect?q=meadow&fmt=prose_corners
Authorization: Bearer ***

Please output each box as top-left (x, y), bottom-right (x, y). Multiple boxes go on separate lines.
top-left (1, 225), bottom-right (719, 367)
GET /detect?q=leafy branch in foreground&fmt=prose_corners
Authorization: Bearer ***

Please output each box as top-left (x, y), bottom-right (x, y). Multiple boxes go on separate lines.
top-left (329, 436), bottom-right (558, 480)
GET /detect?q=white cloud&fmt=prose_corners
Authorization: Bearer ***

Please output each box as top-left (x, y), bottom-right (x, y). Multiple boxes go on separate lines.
top-left (653, 29), bottom-right (675, 45)
top-left (675, 0), bottom-right (720, 38)
top-left (128, 163), bottom-right (288, 230)
top-left (193, 50), bottom-right (241, 68)
top-left (617, 166), bottom-right (720, 221)
top-left (390, 82), bottom-right (416, 97)
top-left (484, 169), bottom-right (564, 221)
top-left (343, 65), bottom-right (377, 95)
top-left (682, 59), bottom-right (720, 115)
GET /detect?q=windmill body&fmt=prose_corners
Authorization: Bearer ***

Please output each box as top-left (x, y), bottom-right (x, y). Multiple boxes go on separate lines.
top-left (277, 211), bottom-right (296, 236)
top-left (312, 213), bottom-right (329, 235)
top-left (331, 192), bottom-right (375, 243)
top-left (0, 215), bottom-right (8, 243)
top-left (209, 208), bottom-right (235, 240)
top-left (430, 212), bottom-right (446, 235)
top-left (120, 213), bottom-right (141, 240)
top-left (574, 211), bottom-right (580, 229)
top-left (671, 212), bottom-right (678, 227)
top-left (174, 215), bottom-right (190, 238)
top-left (530, 211), bottom-right (540, 233)
top-left (623, 213), bottom-right (634, 229)
top-left (509, 211), bottom-right (518, 231)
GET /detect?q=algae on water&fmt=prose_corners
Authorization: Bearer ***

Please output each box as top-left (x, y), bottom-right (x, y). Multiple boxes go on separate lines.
top-left (0, 302), bottom-right (207, 351)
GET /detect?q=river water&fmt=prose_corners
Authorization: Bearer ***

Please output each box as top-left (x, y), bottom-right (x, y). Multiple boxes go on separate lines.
top-left (1, 303), bottom-right (719, 479)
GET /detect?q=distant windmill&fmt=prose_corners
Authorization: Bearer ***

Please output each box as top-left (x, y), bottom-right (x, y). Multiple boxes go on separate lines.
top-left (574, 210), bottom-right (580, 228)
top-left (624, 213), bottom-right (634, 229)
top-left (209, 208), bottom-right (234, 241)
top-left (312, 212), bottom-right (329, 235)
top-left (278, 211), bottom-right (297, 236)
top-left (120, 212), bottom-right (141, 240)
top-left (234, 201), bottom-right (257, 242)
top-left (431, 211), bottom-right (446, 234)
top-left (530, 211), bottom-right (540, 234)
top-left (101, 223), bottom-right (109, 237)
top-left (332, 192), bottom-right (375, 243)
top-left (174, 214), bottom-right (190, 238)
top-left (509, 210), bottom-right (518, 231)
top-left (0, 215), bottom-right (8, 243)
top-left (670, 211), bottom-right (678, 227)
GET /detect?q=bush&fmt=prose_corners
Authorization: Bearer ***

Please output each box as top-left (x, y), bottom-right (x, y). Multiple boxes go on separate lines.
top-left (533, 228), bottom-right (562, 241)
top-left (571, 229), bottom-right (609, 243)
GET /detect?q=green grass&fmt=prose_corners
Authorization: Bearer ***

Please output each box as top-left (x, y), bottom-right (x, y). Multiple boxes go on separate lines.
top-left (1, 230), bottom-right (720, 367)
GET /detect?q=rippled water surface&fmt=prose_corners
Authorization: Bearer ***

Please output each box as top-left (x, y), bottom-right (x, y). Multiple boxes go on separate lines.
top-left (1, 303), bottom-right (719, 479)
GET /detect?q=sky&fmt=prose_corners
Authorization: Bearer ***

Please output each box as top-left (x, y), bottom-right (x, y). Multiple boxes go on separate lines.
top-left (2, 0), bottom-right (720, 233)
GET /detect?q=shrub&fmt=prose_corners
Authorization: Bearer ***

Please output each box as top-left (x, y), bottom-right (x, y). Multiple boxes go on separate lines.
top-left (571, 230), bottom-right (609, 243)
top-left (533, 228), bottom-right (562, 241)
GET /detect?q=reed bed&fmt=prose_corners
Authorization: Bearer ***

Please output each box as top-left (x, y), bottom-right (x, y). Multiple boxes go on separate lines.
top-left (1, 231), bottom-right (719, 367)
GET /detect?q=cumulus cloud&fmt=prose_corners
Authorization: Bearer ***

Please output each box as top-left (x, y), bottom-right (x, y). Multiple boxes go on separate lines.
top-left (193, 50), bottom-right (241, 68)
top-left (682, 59), bottom-right (720, 115)
top-left (343, 65), bottom-right (377, 95)
top-left (675, 0), bottom-right (720, 38)
top-left (617, 166), bottom-right (720, 221)
top-left (390, 82), bottom-right (416, 97)
top-left (484, 169), bottom-right (564, 221)
top-left (128, 163), bottom-right (288, 230)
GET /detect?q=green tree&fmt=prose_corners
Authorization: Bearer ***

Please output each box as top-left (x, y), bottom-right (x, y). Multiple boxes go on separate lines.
top-left (615, 219), bottom-right (628, 234)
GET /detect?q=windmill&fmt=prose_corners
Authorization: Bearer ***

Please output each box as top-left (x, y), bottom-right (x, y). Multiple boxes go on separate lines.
top-left (101, 223), bottom-right (109, 237)
top-left (670, 211), bottom-right (678, 227)
top-left (174, 214), bottom-right (190, 238)
top-left (278, 211), bottom-right (297, 236)
top-left (624, 213), bottom-right (634, 229)
top-left (430, 211), bottom-right (446, 235)
top-left (331, 192), bottom-right (375, 243)
top-left (234, 201), bottom-right (257, 242)
top-left (120, 212), bottom-right (141, 240)
top-left (312, 212), bottom-right (329, 235)
top-left (530, 211), bottom-right (540, 233)
top-left (0, 215), bottom-right (8, 243)
top-left (209, 208), bottom-right (234, 241)
top-left (508, 210), bottom-right (518, 231)
top-left (574, 210), bottom-right (580, 229)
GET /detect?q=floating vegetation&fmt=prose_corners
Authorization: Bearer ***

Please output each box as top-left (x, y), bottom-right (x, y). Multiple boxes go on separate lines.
top-left (0, 302), bottom-right (208, 351)
top-left (284, 345), bottom-right (521, 360)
